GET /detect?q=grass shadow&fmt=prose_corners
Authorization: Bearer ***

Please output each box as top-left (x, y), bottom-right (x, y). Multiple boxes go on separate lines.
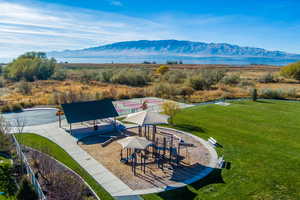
top-left (174, 124), bottom-right (206, 133)
top-left (156, 186), bottom-right (197, 200)
top-left (191, 169), bottom-right (225, 190)
top-left (155, 169), bottom-right (225, 200)
top-left (255, 100), bottom-right (274, 104)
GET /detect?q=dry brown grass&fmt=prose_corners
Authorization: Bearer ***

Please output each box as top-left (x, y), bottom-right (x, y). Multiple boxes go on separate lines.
top-left (2, 65), bottom-right (300, 108)
top-left (2, 80), bottom-right (147, 106)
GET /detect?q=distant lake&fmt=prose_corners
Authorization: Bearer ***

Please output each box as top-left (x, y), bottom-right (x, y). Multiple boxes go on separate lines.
top-left (54, 56), bottom-right (299, 66)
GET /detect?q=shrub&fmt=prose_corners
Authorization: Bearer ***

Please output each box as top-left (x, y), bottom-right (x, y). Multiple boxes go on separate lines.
top-left (20, 101), bottom-right (34, 108)
top-left (280, 61), bottom-right (300, 80)
top-left (238, 80), bottom-right (255, 88)
top-left (111, 70), bottom-right (150, 86)
top-left (259, 89), bottom-right (285, 99)
top-left (0, 77), bottom-right (5, 88)
top-left (17, 81), bottom-right (32, 95)
top-left (10, 104), bottom-right (23, 112)
top-left (187, 76), bottom-right (210, 90)
top-left (0, 164), bottom-right (17, 196)
top-left (187, 70), bottom-right (225, 90)
top-left (16, 178), bottom-right (38, 200)
top-left (51, 69), bottom-right (67, 81)
top-left (162, 71), bottom-right (187, 83)
top-left (250, 88), bottom-right (258, 101)
top-left (161, 101), bottom-right (180, 125)
top-left (0, 105), bottom-right (11, 113)
top-left (156, 65), bottom-right (169, 75)
top-left (152, 82), bottom-right (180, 98)
top-left (79, 71), bottom-right (96, 84)
top-left (4, 52), bottom-right (56, 81)
top-left (0, 104), bottom-right (23, 113)
top-left (221, 74), bottom-right (241, 85)
top-left (101, 70), bottom-right (114, 83)
top-left (285, 88), bottom-right (297, 98)
top-left (128, 89), bottom-right (145, 98)
top-left (116, 92), bottom-right (130, 100)
top-left (258, 73), bottom-right (278, 83)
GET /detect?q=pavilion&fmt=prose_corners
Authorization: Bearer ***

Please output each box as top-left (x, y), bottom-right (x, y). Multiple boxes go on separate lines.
top-left (61, 99), bottom-right (119, 134)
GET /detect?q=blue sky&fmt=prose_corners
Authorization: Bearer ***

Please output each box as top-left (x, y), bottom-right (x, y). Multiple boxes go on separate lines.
top-left (0, 0), bottom-right (300, 61)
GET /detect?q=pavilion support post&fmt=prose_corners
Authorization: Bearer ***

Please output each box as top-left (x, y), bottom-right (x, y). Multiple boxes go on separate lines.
top-left (143, 156), bottom-right (146, 174)
top-left (169, 135), bottom-right (174, 163)
top-left (114, 117), bottom-right (117, 130)
top-left (138, 126), bottom-right (141, 136)
top-left (163, 137), bottom-right (166, 157)
top-left (177, 144), bottom-right (181, 166)
top-left (152, 125), bottom-right (156, 142)
top-left (69, 123), bottom-right (72, 135)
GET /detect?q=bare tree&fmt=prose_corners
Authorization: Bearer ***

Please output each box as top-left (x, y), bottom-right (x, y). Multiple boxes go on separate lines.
top-left (14, 116), bottom-right (27, 134)
top-left (0, 115), bottom-right (13, 153)
top-left (0, 115), bottom-right (11, 134)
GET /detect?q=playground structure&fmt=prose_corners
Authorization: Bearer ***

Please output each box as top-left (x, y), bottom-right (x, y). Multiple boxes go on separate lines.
top-left (120, 126), bottom-right (195, 176)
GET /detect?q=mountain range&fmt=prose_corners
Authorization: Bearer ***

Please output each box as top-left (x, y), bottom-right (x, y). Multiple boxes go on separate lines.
top-left (48, 40), bottom-right (300, 65)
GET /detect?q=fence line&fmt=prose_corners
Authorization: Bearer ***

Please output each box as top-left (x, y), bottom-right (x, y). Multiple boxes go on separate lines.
top-left (12, 134), bottom-right (47, 200)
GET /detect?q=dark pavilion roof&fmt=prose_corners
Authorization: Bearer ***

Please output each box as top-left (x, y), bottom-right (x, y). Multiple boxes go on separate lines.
top-left (61, 99), bottom-right (119, 124)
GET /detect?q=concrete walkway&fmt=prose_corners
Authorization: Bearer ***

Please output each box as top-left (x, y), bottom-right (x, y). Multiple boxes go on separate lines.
top-left (21, 122), bottom-right (136, 197)
top-left (19, 121), bottom-right (219, 197)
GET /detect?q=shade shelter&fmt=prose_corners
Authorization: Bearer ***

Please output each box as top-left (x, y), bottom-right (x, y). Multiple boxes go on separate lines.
top-left (124, 110), bottom-right (169, 140)
top-left (118, 136), bottom-right (153, 149)
top-left (124, 110), bottom-right (169, 126)
top-left (61, 99), bottom-right (119, 134)
top-left (118, 136), bottom-right (153, 175)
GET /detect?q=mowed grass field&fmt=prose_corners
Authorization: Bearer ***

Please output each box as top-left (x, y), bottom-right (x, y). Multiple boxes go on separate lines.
top-left (143, 100), bottom-right (300, 200)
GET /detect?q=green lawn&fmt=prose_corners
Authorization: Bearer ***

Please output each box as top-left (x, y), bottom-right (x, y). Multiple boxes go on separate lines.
top-left (143, 100), bottom-right (300, 200)
top-left (15, 133), bottom-right (114, 200)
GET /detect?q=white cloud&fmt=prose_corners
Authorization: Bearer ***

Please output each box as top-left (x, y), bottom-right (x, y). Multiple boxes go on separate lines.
top-left (110, 1), bottom-right (123, 7)
top-left (0, 0), bottom-right (171, 61)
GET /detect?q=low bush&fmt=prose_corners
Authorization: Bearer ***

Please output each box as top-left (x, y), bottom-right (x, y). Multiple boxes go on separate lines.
top-left (100, 70), bottom-right (113, 83)
top-left (187, 70), bottom-right (225, 90)
top-left (0, 164), bottom-right (17, 197)
top-left (280, 61), bottom-right (300, 80)
top-left (51, 69), bottom-right (67, 81)
top-left (17, 81), bottom-right (32, 95)
top-left (0, 77), bottom-right (5, 88)
top-left (162, 71), bottom-right (187, 83)
top-left (258, 73), bottom-right (278, 83)
top-left (285, 88), bottom-right (297, 98)
top-left (259, 89), bottom-right (285, 99)
top-left (0, 104), bottom-right (23, 113)
top-left (222, 74), bottom-right (241, 85)
top-left (187, 76), bottom-right (211, 90)
top-left (151, 82), bottom-right (180, 98)
top-left (156, 65), bottom-right (169, 75)
top-left (250, 88), bottom-right (258, 101)
top-left (238, 80), bottom-right (255, 88)
top-left (111, 70), bottom-right (150, 86)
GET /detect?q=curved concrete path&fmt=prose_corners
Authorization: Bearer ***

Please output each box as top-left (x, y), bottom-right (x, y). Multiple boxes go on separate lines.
top-left (16, 120), bottom-right (218, 197)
